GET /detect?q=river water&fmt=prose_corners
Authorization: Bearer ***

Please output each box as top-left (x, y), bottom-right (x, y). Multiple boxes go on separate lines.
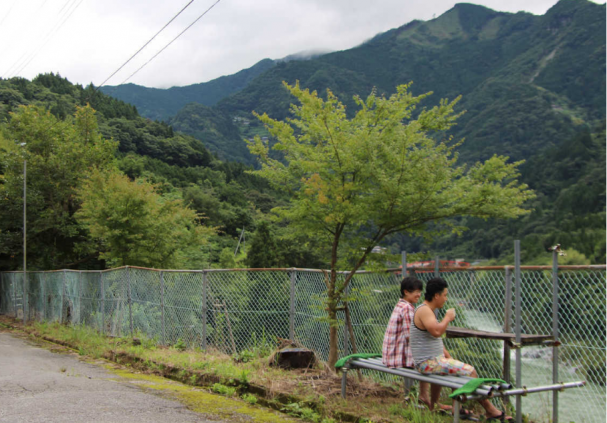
top-left (461, 310), bottom-right (605, 423)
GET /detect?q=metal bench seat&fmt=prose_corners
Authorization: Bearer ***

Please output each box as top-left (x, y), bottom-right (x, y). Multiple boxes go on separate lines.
top-left (340, 357), bottom-right (585, 423)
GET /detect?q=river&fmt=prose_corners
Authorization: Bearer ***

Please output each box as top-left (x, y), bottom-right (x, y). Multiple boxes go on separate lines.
top-left (460, 310), bottom-right (605, 423)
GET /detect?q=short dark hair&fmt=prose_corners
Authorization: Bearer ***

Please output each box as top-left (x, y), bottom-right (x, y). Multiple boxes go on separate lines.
top-left (400, 276), bottom-right (423, 298)
top-left (424, 278), bottom-right (448, 302)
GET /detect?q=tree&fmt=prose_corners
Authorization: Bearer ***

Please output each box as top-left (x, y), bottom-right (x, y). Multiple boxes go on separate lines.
top-left (245, 221), bottom-right (279, 268)
top-left (76, 169), bottom-right (214, 268)
top-left (248, 82), bottom-right (535, 367)
top-left (218, 247), bottom-right (236, 268)
top-left (0, 104), bottom-right (117, 269)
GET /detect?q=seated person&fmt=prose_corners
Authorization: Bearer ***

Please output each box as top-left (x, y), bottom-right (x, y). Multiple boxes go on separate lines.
top-left (382, 276), bottom-right (451, 412)
top-left (410, 277), bottom-right (512, 421)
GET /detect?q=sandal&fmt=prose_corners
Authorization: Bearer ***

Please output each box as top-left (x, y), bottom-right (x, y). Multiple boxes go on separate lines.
top-left (455, 408), bottom-right (479, 421)
top-left (417, 399), bottom-right (452, 414)
top-left (486, 411), bottom-right (513, 421)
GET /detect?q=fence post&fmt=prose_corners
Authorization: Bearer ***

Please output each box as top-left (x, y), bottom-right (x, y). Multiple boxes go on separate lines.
top-left (342, 272), bottom-right (350, 356)
top-left (77, 271), bottom-right (82, 325)
top-left (60, 270), bottom-right (66, 324)
top-left (13, 273), bottom-right (17, 318)
top-left (160, 271), bottom-right (166, 345)
top-left (201, 271), bottom-right (208, 349)
top-left (503, 266), bottom-right (513, 404)
top-left (514, 240), bottom-right (522, 423)
top-left (289, 268), bottom-right (296, 342)
top-left (401, 252), bottom-right (417, 394)
top-left (127, 266), bottom-right (134, 338)
top-left (552, 250), bottom-right (560, 423)
top-left (0, 272), bottom-right (4, 314)
top-left (434, 256), bottom-right (440, 277)
top-left (0, 273), bottom-right (4, 315)
top-left (100, 271), bottom-right (105, 335)
top-left (23, 270), bottom-right (27, 324)
top-left (42, 272), bottom-right (47, 321)
top-left (434, 256), bottom-right (440, 318)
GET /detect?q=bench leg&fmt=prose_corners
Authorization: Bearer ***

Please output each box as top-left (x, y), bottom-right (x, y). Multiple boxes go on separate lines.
top-left (404, 377), bottom-right (413, 395)
top-left (453, 400), bottom-right (460, 423)
top-left (341, 368), bottom-right (348, 399)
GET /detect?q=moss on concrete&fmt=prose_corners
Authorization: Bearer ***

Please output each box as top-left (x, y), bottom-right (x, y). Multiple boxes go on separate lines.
top-left (108, 368), bottom-right (292, 423)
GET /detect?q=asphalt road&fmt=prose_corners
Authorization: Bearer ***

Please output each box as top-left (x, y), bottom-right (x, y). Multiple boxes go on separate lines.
top-left (0, 331), bottom-right (219, 422)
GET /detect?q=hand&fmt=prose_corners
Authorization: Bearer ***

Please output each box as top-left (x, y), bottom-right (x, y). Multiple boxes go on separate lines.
top-left (445, 308), bottom-right (456, 322)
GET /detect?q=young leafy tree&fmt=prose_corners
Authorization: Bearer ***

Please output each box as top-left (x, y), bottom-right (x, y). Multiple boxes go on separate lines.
top-left (0, 104), bottom-right (117, 269)
top-left (76, 169), bottom-right (215, 269)
top-left (248, 82), bottom-right (535, 367)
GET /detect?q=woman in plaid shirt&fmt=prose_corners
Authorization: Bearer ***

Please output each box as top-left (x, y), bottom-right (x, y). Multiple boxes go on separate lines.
top-left (382, 276), bottom-right (453, 413)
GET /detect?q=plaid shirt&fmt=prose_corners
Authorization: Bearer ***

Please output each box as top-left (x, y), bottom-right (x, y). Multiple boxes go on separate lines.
top-left (382, 299), bottom-right (414, 368)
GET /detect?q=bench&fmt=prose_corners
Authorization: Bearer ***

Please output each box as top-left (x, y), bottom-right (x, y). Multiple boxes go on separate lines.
top-left (340, 357), bottom-right (585, 423)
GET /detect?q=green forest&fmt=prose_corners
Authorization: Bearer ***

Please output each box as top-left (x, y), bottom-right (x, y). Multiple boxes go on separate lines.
top-left (0, 74), bottom-right (328, 271)
top-left (0, 0), bottom-right (605, 271)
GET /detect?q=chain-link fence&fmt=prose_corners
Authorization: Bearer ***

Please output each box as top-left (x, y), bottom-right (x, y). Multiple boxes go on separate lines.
top-left (0, 264), bottom-right (604, 423)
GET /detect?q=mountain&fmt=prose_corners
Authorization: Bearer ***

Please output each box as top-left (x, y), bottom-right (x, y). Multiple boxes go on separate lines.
top-left (99, 0), bottom-right (605, 167)
top-left (87, 0), bottom-right (605, 263)
top-left (215, 0), bottom-right (605, 163)
top-left (99, 58), bottom-right (276, 122)
top-left (168, 103), bottom-right (253, 164)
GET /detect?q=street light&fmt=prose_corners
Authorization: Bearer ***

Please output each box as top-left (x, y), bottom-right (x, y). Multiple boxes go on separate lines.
top-left (20, 142), bottom-right (26, 325)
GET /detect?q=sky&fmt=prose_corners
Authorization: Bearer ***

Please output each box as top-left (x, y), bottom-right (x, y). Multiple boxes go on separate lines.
top-left (0, 0), bottom-right (602, 89)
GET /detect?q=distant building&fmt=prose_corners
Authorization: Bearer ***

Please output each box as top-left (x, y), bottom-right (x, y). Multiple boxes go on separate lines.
top-left (232, 116), bottom-right (250, 125)
top-left (371, 246), bottom-right (387, 254)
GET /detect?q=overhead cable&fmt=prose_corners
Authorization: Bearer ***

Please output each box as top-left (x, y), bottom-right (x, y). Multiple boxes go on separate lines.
top-left (112, 0), bottom-right (222, 89)
top-left (96, 0), bottom-right (197, 88)
top-left (3, 0), bottom-right (84, 78)
top-left (2, 0), bottom-right (77, 77)
top-left (0, 0), bottom-right (18, 28)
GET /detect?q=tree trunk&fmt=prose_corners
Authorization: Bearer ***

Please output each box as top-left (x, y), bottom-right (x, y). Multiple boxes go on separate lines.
top-left (328, 310), bottom-right (339, 368)
top-left (327, 228), bottom-right (341, 369)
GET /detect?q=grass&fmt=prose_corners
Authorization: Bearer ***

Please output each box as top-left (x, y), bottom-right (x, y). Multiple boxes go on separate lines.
top-left (8, 318), bottom-right (456, 423)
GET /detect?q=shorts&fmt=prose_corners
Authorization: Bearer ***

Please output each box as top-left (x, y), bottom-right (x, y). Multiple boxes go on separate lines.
top-left (415, 356), bottom-right (474, 376)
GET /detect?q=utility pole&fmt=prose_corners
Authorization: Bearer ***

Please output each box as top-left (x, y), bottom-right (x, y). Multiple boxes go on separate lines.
top-left (20, 142), bottom-right (27, 325)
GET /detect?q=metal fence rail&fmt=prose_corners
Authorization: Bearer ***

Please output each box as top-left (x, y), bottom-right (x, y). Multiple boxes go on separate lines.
top-left (0, 263), bottom-right (604, 423)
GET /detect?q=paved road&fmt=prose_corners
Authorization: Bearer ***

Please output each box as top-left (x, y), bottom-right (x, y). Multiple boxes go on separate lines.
top-left (0, 332), bottom-right (217, 422)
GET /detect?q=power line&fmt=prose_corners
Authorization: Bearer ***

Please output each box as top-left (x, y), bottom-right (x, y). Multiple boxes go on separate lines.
top-left (112, 0), bottom-right (222, 89)
top-left (11, 0), bottom-right (85, 78)
top-left (96, 0), bottom-right (197, 89)
top-left (2, 0), bottom-right (76, 77)
top-left (0, 0), bottom-right (18, 28)
top-left (0, 0), bottom-right (49, 58)
top-left (3, 0), bottom-right (83, 78)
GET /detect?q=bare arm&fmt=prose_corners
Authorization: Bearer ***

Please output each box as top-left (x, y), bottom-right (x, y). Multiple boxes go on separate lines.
top-left (417, 307), bottom-right (455, 338)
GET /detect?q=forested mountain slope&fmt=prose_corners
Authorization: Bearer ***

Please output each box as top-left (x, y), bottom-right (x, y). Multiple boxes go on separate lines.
top-left (0, 0), bottom-right (604, 267)
top-left (100, 58), bottom-right (276, 122)
top-left (216, 0), bottom-right (604, 163)
top-left (100, 0), bottom-right (605, 167)
top-left (168, 103), bottom-right (253, 164)
top-left (0, 74), bottom-right (309, 271)
top-left (409, 121), bottom-right (606, 264)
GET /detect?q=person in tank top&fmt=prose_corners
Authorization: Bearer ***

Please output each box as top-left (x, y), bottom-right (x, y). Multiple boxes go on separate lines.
top-left (411, 278), bottom-right (513, 421)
